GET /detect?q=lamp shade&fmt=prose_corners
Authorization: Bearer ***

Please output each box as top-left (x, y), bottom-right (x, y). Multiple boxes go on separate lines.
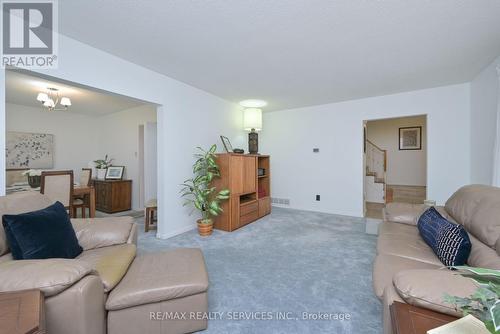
top-left (43, 98), bottom-right (55, 108)
top-left (37, 92), bottom-right (48, 102)
top-left (60, 97), bottom-right (72, 106)
top-left (243, 108), bottom-right (262, 131)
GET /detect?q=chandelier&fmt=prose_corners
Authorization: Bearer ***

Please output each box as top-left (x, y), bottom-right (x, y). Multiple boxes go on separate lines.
top-left (36, 87), bottom-right (72, 111)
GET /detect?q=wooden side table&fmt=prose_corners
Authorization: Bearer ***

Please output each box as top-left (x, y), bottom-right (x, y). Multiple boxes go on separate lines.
top-left (144, 199), bottom-right (157, 232)
top-left (390, 301), bottom-right (458, 334)
top-left (0, 289), bottom-right (46, 334)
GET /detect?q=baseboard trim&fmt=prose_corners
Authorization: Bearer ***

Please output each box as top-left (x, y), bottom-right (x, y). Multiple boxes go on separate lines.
top-left (156, 223), bottom-right (197, 239)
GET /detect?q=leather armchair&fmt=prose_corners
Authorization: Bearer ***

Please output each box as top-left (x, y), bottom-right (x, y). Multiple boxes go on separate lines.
top-left (0, 192), bottom-right (138, 334)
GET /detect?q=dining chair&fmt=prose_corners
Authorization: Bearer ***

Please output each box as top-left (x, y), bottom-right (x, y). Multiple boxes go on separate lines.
top-left (79, 168), bottom-right (92, 187)
top-left (40, 170), bottom-right (74, 217)
top-left (73, 168), bottom-right (92, 218)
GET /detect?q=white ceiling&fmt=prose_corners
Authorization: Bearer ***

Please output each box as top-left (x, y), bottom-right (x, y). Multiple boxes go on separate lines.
top-left (6, 70), bottom-right (146, 116)
top-left (59, 0), bottom-right (500, 111)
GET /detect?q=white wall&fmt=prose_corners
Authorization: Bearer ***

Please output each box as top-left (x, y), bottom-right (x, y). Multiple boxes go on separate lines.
top-left (96, 105), bottom-right (157, 210)
top-left (5, 103), bottom-right (99, 180)
top-left (0, 33), bottom-right (245, 239)
top-left (366, 115), bottom-right (427, 186)
top-left (261, 84), bottom-right (470, 217)
top-left (470, 55), bottom-right (500, 185)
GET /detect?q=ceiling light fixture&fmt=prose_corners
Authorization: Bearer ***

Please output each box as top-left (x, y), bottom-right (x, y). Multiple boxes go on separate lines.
top-left (36, 87), bottom-right (72, 111)
top-left (239, 99), bottom-right (267, 108)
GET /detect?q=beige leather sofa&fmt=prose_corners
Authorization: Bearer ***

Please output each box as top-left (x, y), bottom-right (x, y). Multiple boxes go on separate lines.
top-left (0, 192), bottom-right (209, 334)
top-left (373, 184), bottom-right (500, 334)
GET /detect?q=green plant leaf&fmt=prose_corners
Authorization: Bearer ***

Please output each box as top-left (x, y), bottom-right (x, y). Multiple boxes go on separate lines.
top-left (491, 300), bottom-right (500, 332)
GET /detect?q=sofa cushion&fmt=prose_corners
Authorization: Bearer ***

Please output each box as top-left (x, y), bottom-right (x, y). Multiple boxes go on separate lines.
top-left (372, 254), bottom-right (440, 299)
top-left (417, 207), bottom-right (471, 266)
top-left (0, 192), bottom-right (54, 256)
top-left (106, 248), bottom-right (209, 311)
top-left (3, 201), bottom-right (83, 260)
top-left (445, 185), bottom-right (500, 249)
top-left (0, 258), bottom-right (94, 297)
top-left (377, 232), bottom-right (442, 266)
top-left (77, 243), bottom-right (136, 292)
top-left (393, 269), bottom-right (477, 317)
top-left (378, 221), bottom-right (421, 238)
top-left (71, 217), bottom-right (135, 251)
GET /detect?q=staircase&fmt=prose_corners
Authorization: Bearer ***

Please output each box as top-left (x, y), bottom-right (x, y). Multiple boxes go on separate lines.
top-left (365, 140), bottom-right (387, 204)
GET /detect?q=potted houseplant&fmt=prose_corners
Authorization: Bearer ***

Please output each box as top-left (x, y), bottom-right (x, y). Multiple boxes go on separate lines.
top-left (180, 144), bottom-right (230, 236)
top-left (22, 169), bottom-right (42, 188)
top-left (94, 155), bottom-right (113, 180)
top-left (445, 266), bottom-right (500, 333)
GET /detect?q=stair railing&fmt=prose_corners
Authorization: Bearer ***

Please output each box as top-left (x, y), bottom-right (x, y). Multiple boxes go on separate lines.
top-left (366, 139), bottom-right (387, 201)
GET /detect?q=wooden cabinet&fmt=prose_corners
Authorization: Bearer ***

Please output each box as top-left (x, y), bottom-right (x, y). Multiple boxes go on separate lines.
top-left (92, 179), bottom-right (132, 213)
top-left (212, 154), bottom-right (271, 232)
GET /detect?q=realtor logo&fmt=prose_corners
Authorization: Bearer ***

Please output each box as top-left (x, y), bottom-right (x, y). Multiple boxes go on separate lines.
top-left (2, 0), bottom-right (58, 68)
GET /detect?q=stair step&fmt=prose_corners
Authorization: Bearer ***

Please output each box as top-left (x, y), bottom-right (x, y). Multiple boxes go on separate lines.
top-left (366, 172), bottom-right (376, 177)
top-left (375, 178), bottom-right (385, 184)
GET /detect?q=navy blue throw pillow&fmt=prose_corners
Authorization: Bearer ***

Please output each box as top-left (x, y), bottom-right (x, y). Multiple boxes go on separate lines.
top-left (2, 201), bottom-right (82, 260)
top-left (417, 207), bottom-right (471, 266)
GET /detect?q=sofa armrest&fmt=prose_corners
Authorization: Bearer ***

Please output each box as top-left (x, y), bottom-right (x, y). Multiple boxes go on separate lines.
top-left (127, 222), bottom-right (138, 245)
top-left (0, 259), bottom-right (95, 297)
top-left (383, 203), bottom-right (451, 225)
top-left (71, 217), bottom-right (137, 250)
top-left (393, 269), bottom-right (477, 317)
top-left (383, 203), bottom-right (425, 225)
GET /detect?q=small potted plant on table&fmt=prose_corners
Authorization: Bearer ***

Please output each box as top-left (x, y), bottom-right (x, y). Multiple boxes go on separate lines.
top-left (94, 155), bottom-right (113, 180)
top-left (22, 169), bottom-right (42, 188)
top-left (181, 145), bottom-right (230, 236)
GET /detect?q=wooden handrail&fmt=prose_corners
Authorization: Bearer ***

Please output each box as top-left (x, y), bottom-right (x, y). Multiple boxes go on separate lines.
top-left (384, 151), bottom-right (387, 172)
top-left (366, 139), bottom-right (385, 153)
top-left (366, 139), bottom-right (387, 172)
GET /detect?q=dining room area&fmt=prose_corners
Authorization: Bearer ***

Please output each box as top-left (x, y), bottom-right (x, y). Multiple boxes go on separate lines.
top-left (6, 168), bottom-right (97, 218)
top-left (4, 69), bottom-right (158, 221)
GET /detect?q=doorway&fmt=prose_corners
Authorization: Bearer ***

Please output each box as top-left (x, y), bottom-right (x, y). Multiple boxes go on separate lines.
top-left (363, 115), bottom-right (427, 219)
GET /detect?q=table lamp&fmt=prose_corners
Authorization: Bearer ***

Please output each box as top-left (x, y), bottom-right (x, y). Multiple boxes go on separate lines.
top-left (243, 107), bottom-right (262, 154)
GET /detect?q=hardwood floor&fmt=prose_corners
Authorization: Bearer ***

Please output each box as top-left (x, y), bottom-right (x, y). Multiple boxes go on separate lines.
top-left (365, 202), bottom-right (385, 219)
top-left (387, 185), bottom-right (426, 204)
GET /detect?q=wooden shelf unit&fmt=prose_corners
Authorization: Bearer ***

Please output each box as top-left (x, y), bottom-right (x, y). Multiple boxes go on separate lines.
top-left (212, 153), bottom-right (271, 231)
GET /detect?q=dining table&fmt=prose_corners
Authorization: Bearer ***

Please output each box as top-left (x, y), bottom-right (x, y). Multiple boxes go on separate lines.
top-left (6, 183), bottom-right (96, 218)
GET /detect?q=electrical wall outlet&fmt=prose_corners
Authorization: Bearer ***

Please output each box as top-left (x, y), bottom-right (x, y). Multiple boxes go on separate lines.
top-left (313, 148), bottom-right (319, 153)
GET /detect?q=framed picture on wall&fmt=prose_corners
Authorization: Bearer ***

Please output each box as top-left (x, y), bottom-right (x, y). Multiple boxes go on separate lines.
top-left (399, 126), bottom-right (422, 150)
top-left (6, 131), bottom-right (54, 169)
top-left (105, 166), bottom-right (125, 180)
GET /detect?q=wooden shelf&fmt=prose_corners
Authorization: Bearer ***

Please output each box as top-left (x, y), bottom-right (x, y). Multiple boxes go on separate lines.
top-left (212, 153), bottom-right (271, 232)
top-left (240, 198), bottom-right (257, 205)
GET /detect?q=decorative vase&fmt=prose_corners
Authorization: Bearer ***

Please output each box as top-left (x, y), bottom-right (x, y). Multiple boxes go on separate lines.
top-left (197, 219), bottom-right (213, 236)
top-left (96, 168), bottom-right (107, 180)
top-left (27, 175), bottom-right (41, 188)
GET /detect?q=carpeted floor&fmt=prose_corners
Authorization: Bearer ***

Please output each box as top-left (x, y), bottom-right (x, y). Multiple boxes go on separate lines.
top-left (136, 207), bottom-right (382, 334)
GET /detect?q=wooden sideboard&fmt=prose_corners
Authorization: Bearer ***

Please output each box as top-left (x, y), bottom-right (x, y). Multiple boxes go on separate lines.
top-left (212, 154), bottom-right (271, 231)
top-left (92, 179), bottom-right (132, 213)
